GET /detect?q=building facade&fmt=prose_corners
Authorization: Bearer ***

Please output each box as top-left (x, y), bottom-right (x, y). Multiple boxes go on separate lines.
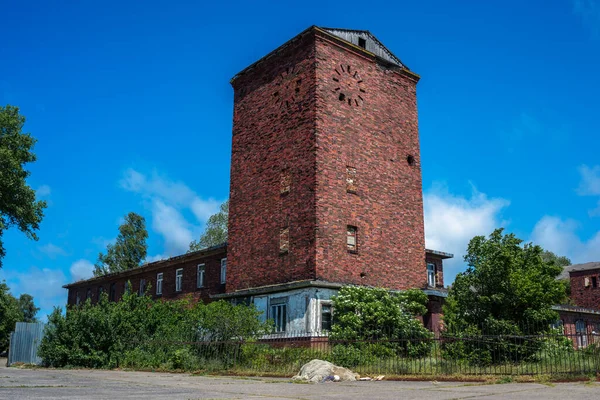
top-left (64, 26), bottom-right (454, 335)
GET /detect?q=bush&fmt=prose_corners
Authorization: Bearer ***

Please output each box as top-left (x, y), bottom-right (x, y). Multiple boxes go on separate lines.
top-left (39, 289), bottom-right (270, 370)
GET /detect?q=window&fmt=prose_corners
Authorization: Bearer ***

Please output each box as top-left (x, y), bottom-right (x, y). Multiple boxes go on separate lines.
top-left (175, 268), bottom-right (183, 292)
top-left (156, 273), bottom-right (163, 295)
top-left (124, 282), bottom-right (131, 295)
top-left (593, 277), bottom-right (598, 288)
top-left (109, 283), bottom-right (116, 301)
top-left (75, 291), bottom-right (81, 305)
top-left (346, 166), bottom-right (357, 193)
top-left (321, 303), bottom-right (333, 332)
top-left (358, 37), bottom-right (366, 49)
top-left (270, 298), bottom-right (287, 333)
top-left (221, 258), bottom-right (227, 284)
top-left (576, 319), bottom-right (588, 348)
top-left (347, 225), bottom-right (357, 252)
top-left (280, 171), bottom-right (291, 194)
top-left (139, 279), bottom-right (146, 296)
top-left (427, 263), bottom-right (436, 287)
top-left (197, 264), bottom-right (205, 288)
top-left (98, 286), bottom-right (104, 300)
top-left (279, 227), bottom-right (290, 254)
top-left (86, 288), bottom-right (92, 301)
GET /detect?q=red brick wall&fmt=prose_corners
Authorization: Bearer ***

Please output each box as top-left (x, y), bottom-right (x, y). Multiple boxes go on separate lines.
top-left (227, 31), bottom-right (319, 292)
top-left (312, 32), bottom-right (426, 289)
top-left (66, 250), bottom-right (227, 306)
top-left (228, 28), bottom-right (426, 292)
top-left (569, 269), bottom-right (600, 309)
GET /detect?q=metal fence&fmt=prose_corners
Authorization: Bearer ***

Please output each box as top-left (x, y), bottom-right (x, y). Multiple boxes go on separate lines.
top-left (118, 329), bottom-right (600, 377)
top-left (7, 322), bottom-right (45, 366)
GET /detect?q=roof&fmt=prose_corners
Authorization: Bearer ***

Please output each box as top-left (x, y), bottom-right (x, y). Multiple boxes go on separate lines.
top-left (425, 249), bottom-right (454, 259)
top-left (63, 243), bottom-right (227, 289)
top-left (558, 261), bottom-right (600, 280)
top-left (319, 27), bottom-right (406, 68)
top-left (552, 304), bottom-right (600, 316)
top-left (231, 26), bottom-right (412, 83)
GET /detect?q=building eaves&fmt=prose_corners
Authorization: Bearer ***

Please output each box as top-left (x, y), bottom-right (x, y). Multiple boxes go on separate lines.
top-left (552, 304), bottom-right (600, 316)
top-left (62, 242), bottom-right (228, 289)
top-left (426, 249), bottom-right (454, 259)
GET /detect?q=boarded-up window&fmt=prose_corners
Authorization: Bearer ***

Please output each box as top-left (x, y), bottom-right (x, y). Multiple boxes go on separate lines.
top-left (280, 227), bottom-right (290, 253)
top-left (347, 225), bottom-right (357, 252)
top-left (280, 172), bottom-right (291, 194)
top-left (346, 166), bottom-right (357, 193)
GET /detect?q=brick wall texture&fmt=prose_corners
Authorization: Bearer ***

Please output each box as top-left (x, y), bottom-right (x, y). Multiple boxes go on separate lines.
top-left (228, 28), bottom-right (426, 293)
top-left (570, 269), bottom-right (600, 309)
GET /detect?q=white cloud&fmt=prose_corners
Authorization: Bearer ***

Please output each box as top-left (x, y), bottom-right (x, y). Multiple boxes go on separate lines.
top-left (151, 199), bottom-right (194, 255)
top-left (424, 183), bottom-right (510, 283)
top-left (574, 0), bottom-right (600, 39)
top-left (38, 243), bottom-right (67, 259)
top-left (146, 254), bottom-right (166, 263)
top-left (531, 216), bottom-right (600, 263)
top-left (69, 259), bottom-right (95, 282)
top-left (120, 168), bottom-right (223, 255)
top-left (577, 165), bottom-right (600, 196)
top-left (36, 184), bottom-right (51, 197)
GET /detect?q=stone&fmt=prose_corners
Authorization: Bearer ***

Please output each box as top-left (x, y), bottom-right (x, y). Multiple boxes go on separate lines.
top-left (292, 359), bottom-right (358, 383)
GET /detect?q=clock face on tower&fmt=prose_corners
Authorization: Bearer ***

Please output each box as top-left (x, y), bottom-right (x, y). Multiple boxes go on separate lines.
top-left (332, 64), bottom-right (366, 107)
top-left (273, 65), bottom-right (302, 111)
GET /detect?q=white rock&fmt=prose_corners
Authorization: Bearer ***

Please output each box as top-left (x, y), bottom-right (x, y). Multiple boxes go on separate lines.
top-left (292, 359), bottom-right (358, 383)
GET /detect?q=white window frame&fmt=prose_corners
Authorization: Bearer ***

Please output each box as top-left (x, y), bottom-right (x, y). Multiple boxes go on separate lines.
top-left (197, 264), bottom-right (205, 288)
top-left (320, 301), bottom-right (333, 332)
top-left (427, 263), bottom-right (436, 287)
top-left (220, 258), bottom-right (227, 284)
top-left (270, 298), bottom-right (287, 333)
top-left (156, 272), bottom-right (163, 295)
top-left (175, 268), bottom-right (183, 292)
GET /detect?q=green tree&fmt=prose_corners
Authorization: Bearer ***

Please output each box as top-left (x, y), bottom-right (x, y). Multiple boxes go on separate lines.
top-left (18, 293), bottom-right (39, 323)
top-left (0, 282), bottom-right (24, 351)
top-left (93, 212), bottom-right (148, 277)
top-left (189, 200), bottom-right (228, 251)
top-left (541, 250), bottom-right (572, 268)
top-left (0, 105), bottom-right (47, 268)
top-left (443, 229), bottom-right (569, 364)
top-left (329, 286), bottom-right (433, 365)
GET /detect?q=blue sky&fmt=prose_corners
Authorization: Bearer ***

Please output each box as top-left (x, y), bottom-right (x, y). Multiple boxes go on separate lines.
top-left (1, 0), bottom-right (599, 319)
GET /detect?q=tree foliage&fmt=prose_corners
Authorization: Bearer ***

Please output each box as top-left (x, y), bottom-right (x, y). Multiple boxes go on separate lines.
top-left (39, 290), bottom-right (270, 369)
top-left (329, 286), bottom-right (433, 363)
top-left (0, 281), bottom-right (39, 351)
top-left (0, 105), bottom-right (47, 268)
top-left (189, 200), bottom-right (228, 252)
top-left (93, 212), bottom-right (148, 277)
top-left (443, 229), bottom-right (569, 364)
top-left (541, 250), bottom-right (572, 268)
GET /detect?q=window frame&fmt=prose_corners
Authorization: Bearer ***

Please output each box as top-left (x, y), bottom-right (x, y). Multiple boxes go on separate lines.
top-left (427, 263), bottom-right (436, 287)
top-left (346, 225), bottom-right (358, 253)
top-left (139, 279), bottom-right (146, 296)
top-left (197, 264), bottom-right (205, 288)
top-left (270, 297), bottom-right (288, 333)
top-left (175, 268), bottom-right (183, 292)
top-left (220, 258), bottom-right (227, 284)
top-left (156, 272), bottom-right (163, 295)
top-left (320, 301), bottom-right (333, 332)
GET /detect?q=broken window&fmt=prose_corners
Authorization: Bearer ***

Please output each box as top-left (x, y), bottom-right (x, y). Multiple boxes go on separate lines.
top-left (109, 283), bottom-right (116, 301)
top-left (156, 273), bottom-right (163, 295)
top-left (270, 298), bottom-right (287, 333)
top-left (280, 227), bottom-right (290, 254)
top-left (97, 286), bottom-right (104, 300)
top-left (175, 268), bottom-right (183, 292)
top-left (593, 277), bottom-right (598, 288)
top-left (280, 171), bottom-right (291, 194)
top-left (347, 225), bottom-right (358, 252)
top-left (358, 37), bottom-right (366, 49)
top-left (86, 288), bottom-right (92, 301)
top-left (75, 291), bottom-right (81, 305)
top-left (197, 264), bottom-right (205, 288)
top-left (346, 166), bottom-right (357, 193)
top-left (427, 263), bottom-right (436, 287)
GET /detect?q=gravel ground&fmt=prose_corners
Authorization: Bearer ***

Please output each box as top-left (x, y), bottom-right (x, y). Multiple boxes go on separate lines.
top-left (1, 358), bottom-right (600, 399)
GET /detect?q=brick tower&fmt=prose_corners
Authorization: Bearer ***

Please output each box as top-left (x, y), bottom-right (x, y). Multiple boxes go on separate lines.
top-left (228, 27), bottom-right (426, 293)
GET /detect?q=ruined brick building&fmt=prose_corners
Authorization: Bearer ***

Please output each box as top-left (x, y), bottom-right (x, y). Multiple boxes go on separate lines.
top-left (64, 26), bottom-right (456, 334)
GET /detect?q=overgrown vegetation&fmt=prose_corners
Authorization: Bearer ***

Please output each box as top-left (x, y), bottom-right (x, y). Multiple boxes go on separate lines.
top-left (443, 229), bottom-right (569, 365)
top-left (0, 281), bottom-right (39, 351)
top-left (39, 289), bottom-right (270, 369)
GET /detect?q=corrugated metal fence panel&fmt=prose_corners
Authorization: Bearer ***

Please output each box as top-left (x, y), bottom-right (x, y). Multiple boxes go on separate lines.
top-left (7, 322), bottom-right (45, 366)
